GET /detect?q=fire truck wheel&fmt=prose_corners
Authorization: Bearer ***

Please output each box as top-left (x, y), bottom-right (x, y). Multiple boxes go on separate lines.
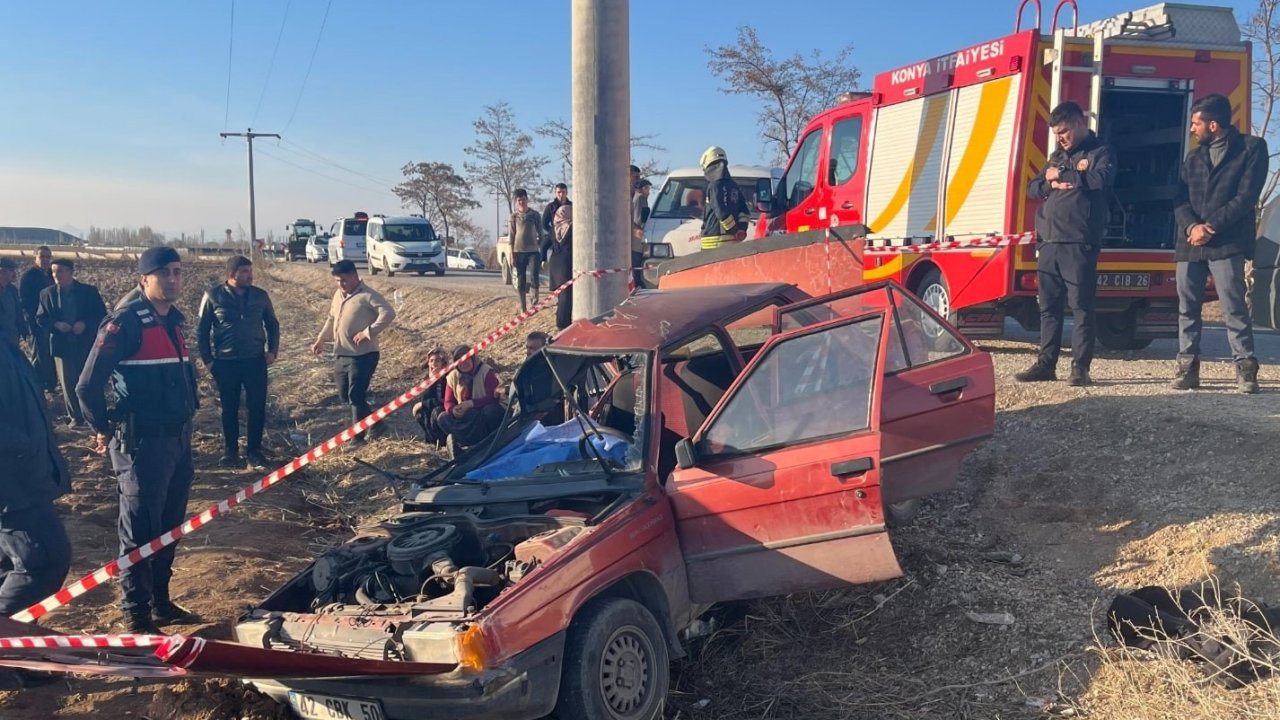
top-left (914, 268), bottom-right (958, 347)
top-left (1097, 312), bottom-right (1154, 351)
top-left (557, 597), bottom-right (669, 720)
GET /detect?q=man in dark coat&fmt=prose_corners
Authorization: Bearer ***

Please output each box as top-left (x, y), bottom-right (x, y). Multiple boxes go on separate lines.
top-left (1171, 93), bottom-right (1268, 393)
top-left (35, 259), bottom-right (106, 427)
top-left (18, 246), bottom-right (56, 392)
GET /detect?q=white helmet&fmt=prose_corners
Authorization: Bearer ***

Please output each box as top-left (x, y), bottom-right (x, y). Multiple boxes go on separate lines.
top-left (699, 145), bottom-right (727, 170)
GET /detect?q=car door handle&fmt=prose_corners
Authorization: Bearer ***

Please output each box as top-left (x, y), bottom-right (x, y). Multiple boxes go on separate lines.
top-left (840, 201), bottom-right (855, 209)
top-left (804, 208), bottom-right (817, 215)
top-left (929, 377), bottom-right (969, 395)
top-left (831, 457), bottom-right (873, 477)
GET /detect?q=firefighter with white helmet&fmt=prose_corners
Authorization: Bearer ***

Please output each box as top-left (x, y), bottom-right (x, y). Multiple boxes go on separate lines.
top-left (698, 145), bottom-right (751, 251)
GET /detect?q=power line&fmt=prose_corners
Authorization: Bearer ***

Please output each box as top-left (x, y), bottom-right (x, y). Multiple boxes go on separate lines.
top-left (256, 146), bottom-right (392, 196)
top-left (269, 141), bottom-right (397, 189)
top-left (279, 138), bottom-right (401, 186)
top-left (282, 0), bottom-right (332, 134)
top-left (223, 0), bottom-right (236, 131)
top-left (251, 0), bottom-right (293, 126)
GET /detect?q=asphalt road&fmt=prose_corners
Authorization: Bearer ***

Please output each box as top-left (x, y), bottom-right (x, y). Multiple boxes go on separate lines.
top-left (1000, 319), bottom-right (1280, 363)
top-left (282, 258), bottom-right (513, 297)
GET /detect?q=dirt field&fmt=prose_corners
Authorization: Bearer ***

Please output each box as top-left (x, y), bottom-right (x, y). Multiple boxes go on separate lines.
top-left (2, 258), bottom-right (1277, 720)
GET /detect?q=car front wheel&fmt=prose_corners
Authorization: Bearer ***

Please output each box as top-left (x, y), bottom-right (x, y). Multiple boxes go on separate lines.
top-left (556, 597), bottom-right (668, 720)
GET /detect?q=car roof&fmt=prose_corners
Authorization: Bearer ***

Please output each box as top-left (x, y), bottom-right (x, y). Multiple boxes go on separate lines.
top-left (552, 283), bottom-right (801, 352)
top-left (375, 216), bottom-right (432, 225)
top-left (662, 165), bottom-right (783, 180)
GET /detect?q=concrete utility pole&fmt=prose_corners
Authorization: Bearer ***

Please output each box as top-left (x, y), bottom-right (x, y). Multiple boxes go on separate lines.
top-left (571, 0), bottom-right (630, 319)
top-left (220, 128), bottom-right (280, 260)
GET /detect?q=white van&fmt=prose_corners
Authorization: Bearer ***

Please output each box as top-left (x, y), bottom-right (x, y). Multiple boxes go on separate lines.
top-left (643, 165), bottom-right (783, 258)
top-left (446, 246), bottom-right (486, 270)
top-left (326, 212), bottom-right (369, 264)
top-left (367, 215), bottom-right (446, 277)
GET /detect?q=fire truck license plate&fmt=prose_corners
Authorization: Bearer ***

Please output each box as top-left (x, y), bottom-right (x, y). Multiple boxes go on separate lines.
top-left (288, 691), bottom-right (385, 720)
top-left (1097, 273), bottom-right (1150, 289)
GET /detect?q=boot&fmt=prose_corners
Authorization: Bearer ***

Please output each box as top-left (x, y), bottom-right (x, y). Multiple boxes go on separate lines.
top-left (1015, 362), bottom-right (1056, 383)
top-left (531, 288), bottom-right (540, 306)
top-left (1067, 366), bottom-right (1092, 387)
top-left (124, 610), bottom-right (163, 635)
top-left (1170, 358), bottom-right (1200, 390)
top-left (1236, 357), bottom-right (1260, 394)
top-left (519, 293), bottom-right (527, 313)
top-left (153, 598), bottom-right (201, 626)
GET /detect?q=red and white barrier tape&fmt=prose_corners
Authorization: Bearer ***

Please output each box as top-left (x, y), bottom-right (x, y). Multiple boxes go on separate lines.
top-left (11, 267), bottom-right (633, 624)
top-left (0, 633), bottom-right (174, 650)
top-left (864, 232), bottom-right (1033, 253)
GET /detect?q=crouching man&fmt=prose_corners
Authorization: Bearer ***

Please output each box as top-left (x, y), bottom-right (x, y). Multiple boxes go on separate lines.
top-left (438, 345), bottom-right (504, 454)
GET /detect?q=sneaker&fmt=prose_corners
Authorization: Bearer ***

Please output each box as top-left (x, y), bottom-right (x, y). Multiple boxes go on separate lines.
top-left (218, 452), bottom-right (243, 468)
top-left (1170, 359), bottom-right (1200, 390)
top-left (1014, 362), bottom-right (1057, 383)
top-left (244, 451), bottom-right (269, 468)
top-left (124, 612), bottom-right (164, 636)
top-left (1236, 357), bottom-right (1261, 394)
top-left (153, 600), bottom-right (201, 626)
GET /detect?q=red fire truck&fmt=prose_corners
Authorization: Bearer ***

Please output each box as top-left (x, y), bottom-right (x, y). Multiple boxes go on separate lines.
top-left (755, 0), bottom-right (1249, 349)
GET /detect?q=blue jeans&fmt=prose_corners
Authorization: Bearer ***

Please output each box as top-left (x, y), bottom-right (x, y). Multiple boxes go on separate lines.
top-left (1177, 255), bottom-right (1255, 361)
top-left (0, 503), bottom-right (72, 617)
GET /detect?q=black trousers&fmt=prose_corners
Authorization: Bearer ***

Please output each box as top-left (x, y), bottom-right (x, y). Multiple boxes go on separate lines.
top-left (1036, 242), bottom-right (1098, 370)
top-left (514, 252), bottom-right (541, 298)
top-left (0, 502), bottom-right (72, 617)
top-left (210, 357), bottom-right (268, 455)
top-left (547, 249), bottom-right (574, 329)
top-left (110, 426), bottom-right (194, 615)
top-left (27, 328), bottom-right (57, 392)
top-left (335, 353), bottom-right (380, 436)
top-left (631, 250), bottom-right (645, 290)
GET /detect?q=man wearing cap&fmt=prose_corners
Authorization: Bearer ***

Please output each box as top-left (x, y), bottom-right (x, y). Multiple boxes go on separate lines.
top-left (18, 246), bottom-right (56, 392)
top-left (76, 246), bottom-right (200, 635)
top-left (311, 260), bottom-right (396, 443)
top-left (35, 259), bottom-right (107, 428)
top-left (0, 258), bottom-right (27, 347)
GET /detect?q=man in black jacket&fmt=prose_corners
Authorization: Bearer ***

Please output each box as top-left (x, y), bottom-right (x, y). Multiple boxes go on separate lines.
top-left (197, 255), bottom-right (280, 467)
top-left (699, 146), bottom-right (751, 251)
top-left (1018, 101), bottom-right (1114, 387)
top-left (35, 259), bottom-right (107, 427)
top-left (0, 336), bottom-right (72, 618)
top-left (542, 183), bottom-right (570, 239)
top-left (18, 246), bottom-right (56, 393)
top-left (1172, 94), bottom-right (1268, 393)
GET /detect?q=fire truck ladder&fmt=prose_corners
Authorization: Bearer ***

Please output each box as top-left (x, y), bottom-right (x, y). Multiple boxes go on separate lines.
top-left (1045, 0), bottom-right (1103, 142)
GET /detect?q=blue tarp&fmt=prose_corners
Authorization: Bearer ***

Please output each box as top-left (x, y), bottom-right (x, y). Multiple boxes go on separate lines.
top-left (464, 419), bottom-right (632, 481)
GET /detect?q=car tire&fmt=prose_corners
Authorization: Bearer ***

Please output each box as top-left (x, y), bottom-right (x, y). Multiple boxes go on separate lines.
top-left (556, 597), bottom-right (668, 720)
top-left (1097, 310), bottom-right (1153, 350)
top-left (914, 267), bottom-right (959, 350)
top-left (416, 271), bottom-right (425, 276)
top-left (384, 258), bottom-right (395, 278)
top-left (435, 268), bottom-right (445, 277)
top-left (370, 257), bottom-right (379, 275)
top-left (501, 258), bottom-right (512, 285)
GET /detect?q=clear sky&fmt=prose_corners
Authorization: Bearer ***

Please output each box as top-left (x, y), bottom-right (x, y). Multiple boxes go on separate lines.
top-left (0, 0), bottom-right (1259, 243)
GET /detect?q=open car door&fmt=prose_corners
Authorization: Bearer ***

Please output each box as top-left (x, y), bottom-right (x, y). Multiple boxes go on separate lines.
top-left (667, 309), bottom-right (902, 604)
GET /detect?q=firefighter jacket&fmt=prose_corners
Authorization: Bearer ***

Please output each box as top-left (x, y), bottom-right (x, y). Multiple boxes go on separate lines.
top-left (196, 283), bottom-right (281, 363)
top-left (77, 298), bottom-right (199, 437)
top-left (1027, 131), bottom-right (1114, 246)
top-left (700, 163), bottom-right (751, 244)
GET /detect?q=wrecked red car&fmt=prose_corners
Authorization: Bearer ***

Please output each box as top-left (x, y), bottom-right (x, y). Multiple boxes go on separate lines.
top-left (3, 279), bottom-right (994, 720)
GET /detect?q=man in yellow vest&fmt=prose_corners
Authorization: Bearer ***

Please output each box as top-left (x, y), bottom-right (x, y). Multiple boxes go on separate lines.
top-left (699, 146), bottom-right (751, 251)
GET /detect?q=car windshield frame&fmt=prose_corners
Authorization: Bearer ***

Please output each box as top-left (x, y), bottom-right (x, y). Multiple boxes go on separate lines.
top-left (383, 222), bottom-right (438, 243)
top-left (650, 177), bottom-right (771, 220)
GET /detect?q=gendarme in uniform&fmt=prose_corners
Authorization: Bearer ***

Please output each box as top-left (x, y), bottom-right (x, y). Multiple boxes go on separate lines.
top-left (76, 246), bottom-right (199, 634)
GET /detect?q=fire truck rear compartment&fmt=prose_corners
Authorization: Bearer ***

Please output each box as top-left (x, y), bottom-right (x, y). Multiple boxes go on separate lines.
top-left (1099, 85), bottom-right (1189, 250)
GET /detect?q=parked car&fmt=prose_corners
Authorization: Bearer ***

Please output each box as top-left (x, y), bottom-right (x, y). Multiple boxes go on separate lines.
top-left (304, 234), bottom-right (329, 263)
top-left (496, 233), bottom-right (513, 284)
top-left (446, 246), bottom-right (486, 270)
top-left (644, 165), bottom-right (783, 258)
top-left (327, 212), bottom-right (369, 264)
top-left (48, 279), bottom-right (993, 720)
top-left (367, 216), bottom-right (446, 277)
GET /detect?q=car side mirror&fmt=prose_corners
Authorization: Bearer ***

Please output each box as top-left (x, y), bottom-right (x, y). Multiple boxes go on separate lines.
top-left (675, 438), bottom-right (698, 470)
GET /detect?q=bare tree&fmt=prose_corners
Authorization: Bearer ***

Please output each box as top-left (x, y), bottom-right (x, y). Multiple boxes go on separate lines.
top-left (706, 27), bottom-right (860, 164)
top-left (464, 102), bottom-right (547, 215)
top-left (392, 161), bottom-right (481, 246)
top-left (1244, 0), bottom-right (1280, 210)
top-left (535, 118), bottom-right (670, 181)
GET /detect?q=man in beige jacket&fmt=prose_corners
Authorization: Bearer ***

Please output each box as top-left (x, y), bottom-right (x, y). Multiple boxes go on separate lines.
top-left (310, 260), bottom-right (396, 442)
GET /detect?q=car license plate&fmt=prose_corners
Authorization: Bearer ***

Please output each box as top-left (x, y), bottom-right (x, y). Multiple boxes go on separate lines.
top-left (288, 690), bottom-right (386, 720)
top-left (1097, 272), bottom-right (1150, 289)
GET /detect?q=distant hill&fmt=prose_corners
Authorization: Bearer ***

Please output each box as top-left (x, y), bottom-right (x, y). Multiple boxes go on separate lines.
top-left (0, 227), bottom-right (83, 245)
